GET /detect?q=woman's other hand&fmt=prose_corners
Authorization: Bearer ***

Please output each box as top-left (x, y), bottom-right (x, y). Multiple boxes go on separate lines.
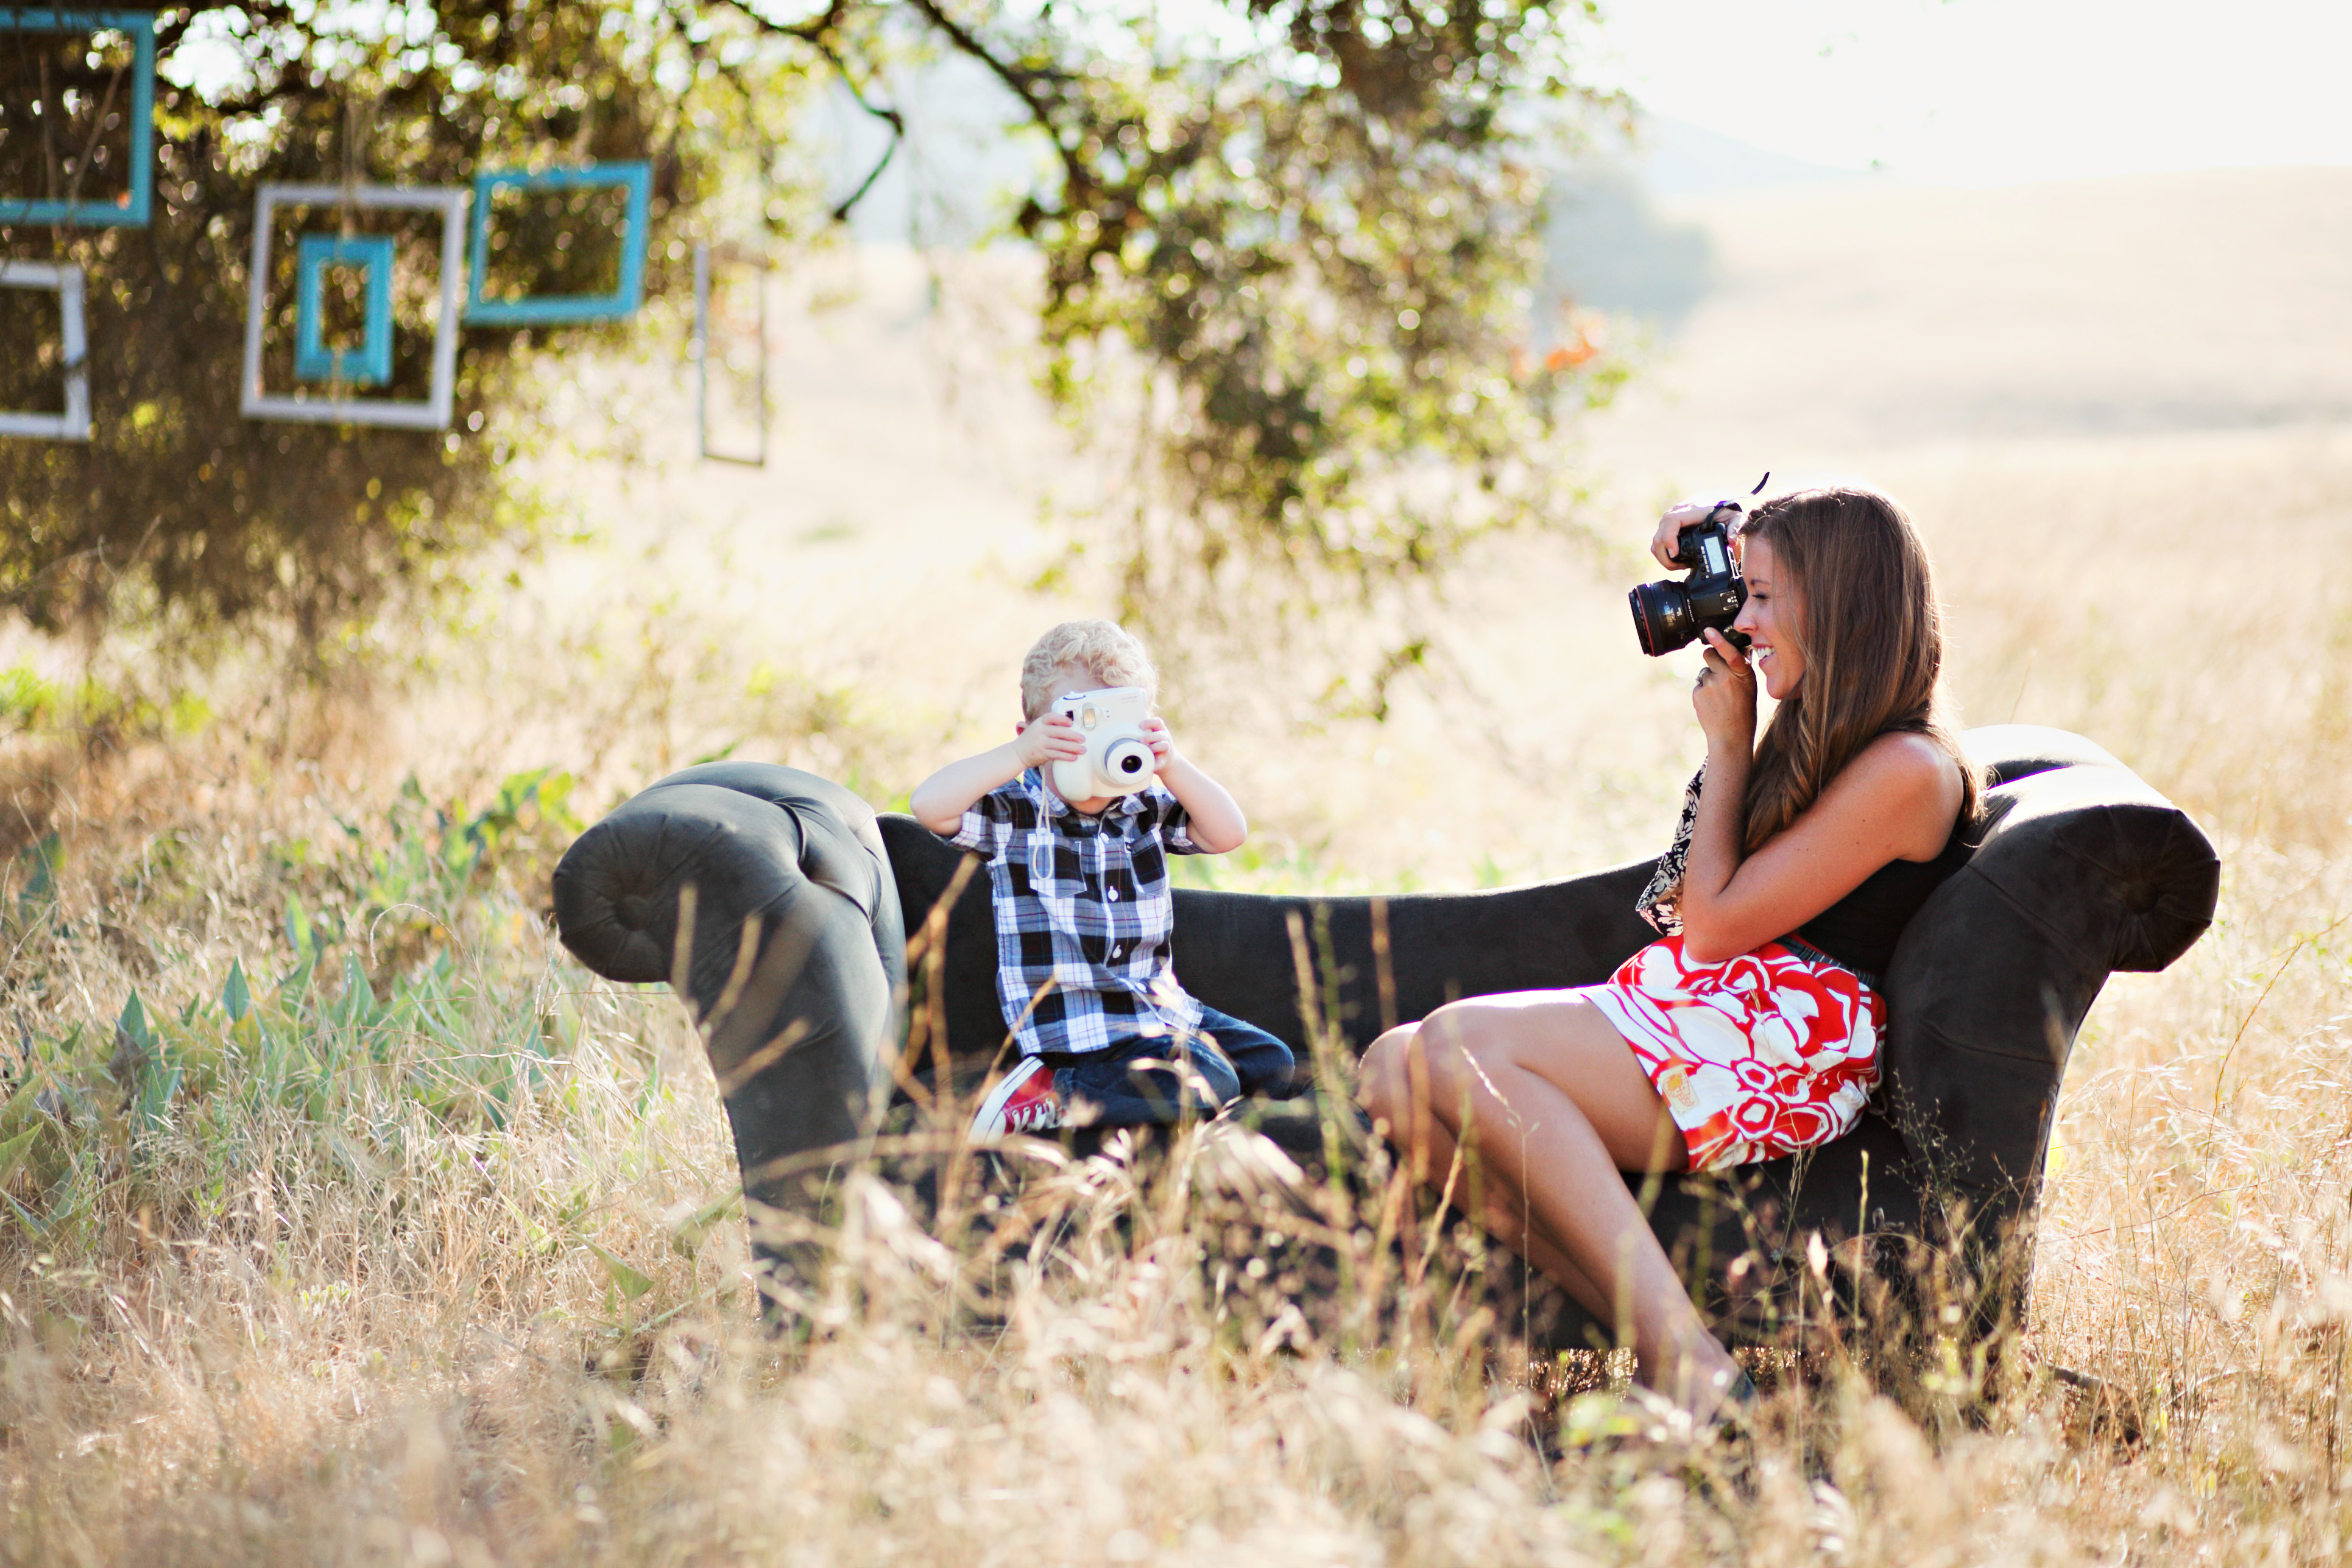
top-left (1650, 496), bottom-right (1732, 571)
top-left (1690, 628), bottom-right (1757, 750)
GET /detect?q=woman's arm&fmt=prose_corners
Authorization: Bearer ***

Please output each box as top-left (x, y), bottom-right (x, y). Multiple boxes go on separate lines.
top-left (1674, 631), bottom-right (1961, 964)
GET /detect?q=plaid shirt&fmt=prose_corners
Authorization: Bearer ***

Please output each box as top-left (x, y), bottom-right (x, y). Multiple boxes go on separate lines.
top-left (945, 769), bottom-right (1204, 1057)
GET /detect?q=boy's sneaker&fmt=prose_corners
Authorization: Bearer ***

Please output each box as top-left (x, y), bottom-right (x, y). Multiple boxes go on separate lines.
top-left (969, 1057), bottom-right (1064, 1139)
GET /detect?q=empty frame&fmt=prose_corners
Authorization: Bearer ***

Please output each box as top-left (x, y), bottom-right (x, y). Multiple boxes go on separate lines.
top-left (0, 261), bottom-right (90, 440)
top-left (0, 10), bottom-right (155, 227)
top-left (465, 162), bottom-right (651, 325)
top-left (241, 184), bottom-right (466, 429)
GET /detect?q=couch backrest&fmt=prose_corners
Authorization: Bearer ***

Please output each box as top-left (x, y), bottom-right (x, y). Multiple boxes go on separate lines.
top-left (875, 812), bottom-right (1662, 1073)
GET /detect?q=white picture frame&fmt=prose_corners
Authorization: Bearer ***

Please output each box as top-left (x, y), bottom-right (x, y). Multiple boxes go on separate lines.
top-left (0, 262), bottom-right (91, 441)
top-left (694, 240), bottom-right (769, 467)
top-left (241, 183), bottom-right (467, 429)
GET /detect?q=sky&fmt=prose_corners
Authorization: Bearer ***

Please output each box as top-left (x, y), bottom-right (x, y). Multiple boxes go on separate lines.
top-left (1596, 0), bottom-right (2352, 186)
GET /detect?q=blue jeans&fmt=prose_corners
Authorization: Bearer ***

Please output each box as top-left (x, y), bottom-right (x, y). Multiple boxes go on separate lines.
top-left (1048, 1006), bottom-right (1297, 1128)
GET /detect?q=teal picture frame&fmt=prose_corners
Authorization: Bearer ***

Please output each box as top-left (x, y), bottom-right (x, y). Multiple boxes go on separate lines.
top-left (465, 162), bottom-right (651, 325)
top-left (294, 233), bottom-right (395, 386)
top-left (0, 10), bottom-right (155, 227)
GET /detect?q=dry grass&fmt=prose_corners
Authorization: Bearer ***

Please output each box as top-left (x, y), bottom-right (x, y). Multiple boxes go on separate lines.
top-left (4, 173), bottom-right (2352, 1564)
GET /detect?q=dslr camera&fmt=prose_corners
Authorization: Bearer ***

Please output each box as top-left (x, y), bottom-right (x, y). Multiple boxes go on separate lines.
top-left (1049, 686), bottom-right (1157, 799)
top-left (1628, 501), bottom-right (1751, 657)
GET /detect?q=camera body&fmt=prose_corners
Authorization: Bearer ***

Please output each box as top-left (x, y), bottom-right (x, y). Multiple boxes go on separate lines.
top-left (1048, 686), bottom-right (1157, 800)
top-left (1629, 503), bottom-right (1751, 657)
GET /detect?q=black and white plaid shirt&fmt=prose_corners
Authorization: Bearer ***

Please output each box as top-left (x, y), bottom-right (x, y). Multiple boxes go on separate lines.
top-left (945, 769), bottom-right (1204, 1057)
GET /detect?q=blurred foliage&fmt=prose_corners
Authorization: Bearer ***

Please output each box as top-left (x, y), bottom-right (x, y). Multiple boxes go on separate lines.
top-left (967, 0), bottom-right (1630, 634)
top-left (0, 1), bottom-right (1622, 658)
top-left (0, 4), bottom-right (811, 648)
top-left (0, 765), bottom-right (586, 1245)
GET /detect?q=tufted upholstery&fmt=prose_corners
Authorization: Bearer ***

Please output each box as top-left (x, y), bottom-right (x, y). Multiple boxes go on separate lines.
top-left (551, 727), bottom-right (2218, 1341)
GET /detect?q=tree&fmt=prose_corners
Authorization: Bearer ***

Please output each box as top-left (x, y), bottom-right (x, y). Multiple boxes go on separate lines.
top-left (0, 1), bottom-right (1623, 674)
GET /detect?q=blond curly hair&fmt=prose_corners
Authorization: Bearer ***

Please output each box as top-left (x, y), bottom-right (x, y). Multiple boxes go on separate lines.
top-left (1019, 620), bottom-right (1159, 719)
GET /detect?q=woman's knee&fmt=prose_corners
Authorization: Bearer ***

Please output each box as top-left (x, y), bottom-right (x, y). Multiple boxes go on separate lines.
top-left (1413, 995), bottom-right (1514, 1058)
top-left (1358, 1023), bottom-right (1419, 1124)
top-left (1360, 1012), bottom-right (1484, 1125)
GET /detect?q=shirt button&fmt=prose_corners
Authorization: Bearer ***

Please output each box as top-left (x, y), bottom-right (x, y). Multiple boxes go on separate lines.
top-left (1107, 888), bottom-right (1120, 901)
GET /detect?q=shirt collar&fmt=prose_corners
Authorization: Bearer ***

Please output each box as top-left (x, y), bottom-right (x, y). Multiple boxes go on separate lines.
top-left (1020, 769), bottom-right (1150, 823)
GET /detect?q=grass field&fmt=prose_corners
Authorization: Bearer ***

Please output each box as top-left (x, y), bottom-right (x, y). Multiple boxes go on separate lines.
top-left (2, 166), bottom-right (2350, 1563)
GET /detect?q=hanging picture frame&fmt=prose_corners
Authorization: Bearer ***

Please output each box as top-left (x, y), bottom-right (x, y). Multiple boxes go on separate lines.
top-left (0, 9), bottom-right (155, 227)
top-left (694, 240), bottom-right (768, 467)
top-left (0, 261), bottom-right (90, 440)
top-left (465, 162), bottom-right (652, 325)
top-left (293, 233), bottom-right (396, 386)
top-left (240, 183), bottom-right (467, 429)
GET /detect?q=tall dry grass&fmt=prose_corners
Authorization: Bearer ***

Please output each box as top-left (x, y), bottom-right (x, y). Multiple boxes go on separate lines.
top-left (2, 264), bottom-right (2350, 1564)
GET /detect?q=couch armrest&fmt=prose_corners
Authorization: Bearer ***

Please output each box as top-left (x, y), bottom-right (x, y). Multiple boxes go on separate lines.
top-left (553, 764), bottom-right (906, 1203)
top-left (1880, 759), bottom-right (2219, 1215)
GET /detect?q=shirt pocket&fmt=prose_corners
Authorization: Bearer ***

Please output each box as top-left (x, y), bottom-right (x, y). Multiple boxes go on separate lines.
top-left (1031, 838), bottom-right (1095, 900)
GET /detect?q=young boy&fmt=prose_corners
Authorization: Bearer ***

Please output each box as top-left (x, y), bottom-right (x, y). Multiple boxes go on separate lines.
top-left (909, 620), bottom-right (1294, 1137)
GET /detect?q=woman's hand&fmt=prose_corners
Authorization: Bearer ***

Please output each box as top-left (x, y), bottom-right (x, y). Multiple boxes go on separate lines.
top-left (1690, 628), bottom-right (1757, 750)
top-left (1650, 496), bottom-right (1731, 570)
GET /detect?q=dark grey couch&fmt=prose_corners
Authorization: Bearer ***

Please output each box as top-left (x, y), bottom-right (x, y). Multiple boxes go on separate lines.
top-left (551, 725), bottom-right (2217, 1345)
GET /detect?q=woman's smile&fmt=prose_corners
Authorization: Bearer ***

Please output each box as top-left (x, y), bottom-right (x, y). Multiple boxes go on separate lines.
top-left (1732, 535), bottom-right (1804, 700)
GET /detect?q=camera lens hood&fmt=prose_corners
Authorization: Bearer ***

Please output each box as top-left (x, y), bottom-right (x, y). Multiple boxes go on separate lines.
top-left (1629, 580), bottom-right (1694, 657)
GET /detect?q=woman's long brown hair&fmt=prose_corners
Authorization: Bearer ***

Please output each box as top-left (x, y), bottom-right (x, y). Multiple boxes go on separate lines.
top-left (1737, 486), bottom-right (1982, 852)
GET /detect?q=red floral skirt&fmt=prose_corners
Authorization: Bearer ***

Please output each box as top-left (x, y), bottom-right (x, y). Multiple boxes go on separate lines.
top-left (1578, 933), bottom-right (1884, 1173)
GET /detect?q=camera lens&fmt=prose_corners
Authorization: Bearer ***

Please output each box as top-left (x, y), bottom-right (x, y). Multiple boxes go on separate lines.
top-left (1628, 580), bottom-right (1695, 656)
top-left (1103, 738), bottom-right (1153, 785)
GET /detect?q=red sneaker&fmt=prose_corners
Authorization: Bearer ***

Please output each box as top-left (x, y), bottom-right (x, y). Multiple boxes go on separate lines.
top-left (969, 1057), bottom-right (1064, 1138)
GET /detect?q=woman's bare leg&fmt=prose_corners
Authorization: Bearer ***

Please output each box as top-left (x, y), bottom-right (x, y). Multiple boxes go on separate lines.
top-left (1361, 996), bottom-right (1741, 1411)
top-left (1358, 1036), bottom-right (1617, 1319)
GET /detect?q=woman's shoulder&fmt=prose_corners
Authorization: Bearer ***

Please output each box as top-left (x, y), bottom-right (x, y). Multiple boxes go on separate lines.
top-left (1837, 731), bottom-right (1966, 848)
top-left (1852, 729), bottom-right (1957, 780)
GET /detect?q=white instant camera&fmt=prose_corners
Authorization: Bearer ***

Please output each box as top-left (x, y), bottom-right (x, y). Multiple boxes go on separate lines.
top-left (1049, 685), bottom-right (1157, 799)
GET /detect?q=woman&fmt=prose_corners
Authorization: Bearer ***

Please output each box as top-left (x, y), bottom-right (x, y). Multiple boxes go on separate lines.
top-left (1359, 485), bottom-right (1980, 1416)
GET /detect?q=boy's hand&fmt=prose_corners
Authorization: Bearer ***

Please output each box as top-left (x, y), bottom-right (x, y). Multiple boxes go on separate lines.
top-left (1014, 714), bottom-right (1086, 771)
top-left (1147, 722), bottom-right (1248, 853)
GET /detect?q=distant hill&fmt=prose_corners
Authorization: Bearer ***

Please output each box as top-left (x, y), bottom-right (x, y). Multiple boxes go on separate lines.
top-left (1631, 116), bottom-right (1873, 199)
top-left (802, 71), bottom-right (1864, 339)
top-left (1539, 116), bottom-right (1882, 333)
top-left (1585, 164), bottom-right (2352, 462)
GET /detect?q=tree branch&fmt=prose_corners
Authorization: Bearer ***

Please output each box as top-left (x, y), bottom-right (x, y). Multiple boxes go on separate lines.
top-left (894, 0), bottom-right (1090, 211)
top-left (711, 0), bottom-right (905, 223)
